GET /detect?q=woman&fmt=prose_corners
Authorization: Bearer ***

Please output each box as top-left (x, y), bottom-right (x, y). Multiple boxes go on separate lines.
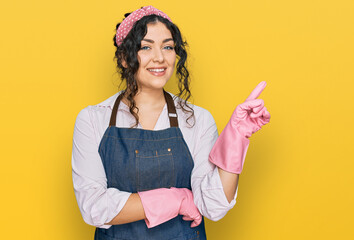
top-left (72, 5), bottom-right (270, 240)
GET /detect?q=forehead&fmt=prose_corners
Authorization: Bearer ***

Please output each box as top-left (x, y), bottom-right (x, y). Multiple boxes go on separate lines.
top-left (144, 21), bottom-right (173, 40)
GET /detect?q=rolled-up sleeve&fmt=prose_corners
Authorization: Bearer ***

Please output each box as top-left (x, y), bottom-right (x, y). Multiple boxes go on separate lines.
top-left (71, 107), bottom-right (131, 229)
top-left (191, 110), bottom-right (238, 221)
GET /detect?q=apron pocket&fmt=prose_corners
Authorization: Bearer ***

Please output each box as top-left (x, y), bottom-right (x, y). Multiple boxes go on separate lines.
top-left (136, 147), bottom-right (175, 191)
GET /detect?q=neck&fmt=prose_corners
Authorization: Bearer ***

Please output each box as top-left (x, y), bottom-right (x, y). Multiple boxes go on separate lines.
top-left (123, 87), bottom-right (166, 110)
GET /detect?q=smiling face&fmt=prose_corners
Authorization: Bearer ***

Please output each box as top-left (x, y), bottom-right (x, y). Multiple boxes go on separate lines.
top-left (134, 21), bottom-right (176, 91)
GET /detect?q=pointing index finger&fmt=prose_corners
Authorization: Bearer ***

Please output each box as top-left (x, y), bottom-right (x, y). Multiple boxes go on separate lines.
top-left (245, 81), bottom-right (267, 102)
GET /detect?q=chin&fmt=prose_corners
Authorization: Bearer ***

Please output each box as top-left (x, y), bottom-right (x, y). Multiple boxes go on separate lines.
top-left (149, 78), bottom-right (169, 88)
top-left (152, 83), bottom-right (168, 90)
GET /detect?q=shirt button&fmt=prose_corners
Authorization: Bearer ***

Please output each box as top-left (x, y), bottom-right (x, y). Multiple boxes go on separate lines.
top-left (167, 148), bottom-right (171, 152)
top-left (135, 150), bottom-right (139, 154)
top-left (196, 231), bottom-right (199, 235)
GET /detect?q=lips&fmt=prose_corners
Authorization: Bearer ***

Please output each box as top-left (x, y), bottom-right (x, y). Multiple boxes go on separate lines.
top-left (147, 67), bottom-right (167, 76)
top-left (147, 67), bottom-right (166, 72)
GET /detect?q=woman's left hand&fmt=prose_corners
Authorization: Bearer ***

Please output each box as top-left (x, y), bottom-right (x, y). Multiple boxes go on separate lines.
top-left (209, 81), bottom-right (271, 174)
top-left (231, 81), bottom-right (271, 138)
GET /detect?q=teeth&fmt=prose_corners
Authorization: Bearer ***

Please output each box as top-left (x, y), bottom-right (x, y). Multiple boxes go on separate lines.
top-left (148, 68), bottom-right (165, 72)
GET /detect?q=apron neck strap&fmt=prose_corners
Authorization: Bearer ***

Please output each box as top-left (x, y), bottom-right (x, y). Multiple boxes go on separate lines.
top-left (164, 90), bottom-right (179, 127)
top-left (109, 89), bottom-right (179, 128)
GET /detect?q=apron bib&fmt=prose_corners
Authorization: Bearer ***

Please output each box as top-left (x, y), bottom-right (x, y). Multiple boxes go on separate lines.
top-left (94, 90), bottom-right (207, 240)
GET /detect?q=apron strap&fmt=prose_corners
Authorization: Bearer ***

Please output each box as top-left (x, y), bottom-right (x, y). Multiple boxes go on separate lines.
top-left (164, 89), bottom-right (179, 127)
top-left (109, 89), bottom-right (179, 128)
top-left (109, 92), bottom-right (124, 127)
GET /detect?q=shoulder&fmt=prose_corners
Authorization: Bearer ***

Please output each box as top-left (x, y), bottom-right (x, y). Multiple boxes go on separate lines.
top-left (74, 91), bottom-right (123, 127)
top-left (94, 91), bottom-right (123, 109)
top-left (169, 92), bottom-right (216, 131)
top-left (77, 91), bottom-right (124, 115)
top-left (170, 93), bottom-right (218, 158)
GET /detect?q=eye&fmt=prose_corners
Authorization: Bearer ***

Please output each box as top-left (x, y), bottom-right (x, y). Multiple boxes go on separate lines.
top-left (140, 46), bottom-right (151, 50)
top-left (164, 46), bottom-right (174, 50)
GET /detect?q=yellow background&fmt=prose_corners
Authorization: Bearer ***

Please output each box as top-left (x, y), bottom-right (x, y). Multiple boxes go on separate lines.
top-left (1, 0), bottom-right (353, 239)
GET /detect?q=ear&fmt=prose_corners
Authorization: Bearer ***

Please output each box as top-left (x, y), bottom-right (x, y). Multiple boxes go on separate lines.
top-left (121, 59), bottom-right (128, 68)
top-left (119, 53), bottom-right (128, 68)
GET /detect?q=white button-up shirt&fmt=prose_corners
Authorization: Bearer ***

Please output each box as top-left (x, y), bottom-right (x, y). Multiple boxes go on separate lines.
top-left (72, 90), bottom-right (237, 229)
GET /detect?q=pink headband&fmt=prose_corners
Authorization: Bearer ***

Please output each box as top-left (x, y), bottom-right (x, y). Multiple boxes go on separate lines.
top-left (115, 6), bottom-right (172, 46)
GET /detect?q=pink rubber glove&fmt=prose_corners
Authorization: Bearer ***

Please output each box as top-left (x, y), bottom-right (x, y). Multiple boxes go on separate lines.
top-left (137, 187), bottom-right (202, 228)
top-left (209, 81), bottom-right (271, 174)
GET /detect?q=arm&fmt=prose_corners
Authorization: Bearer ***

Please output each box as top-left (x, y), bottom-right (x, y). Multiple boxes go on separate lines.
top-left (217, 168), bottom-right (239, 203)
top-left (190, 110), bottom-right (239, 221)
top-left (192, 82), bottom-right (271, 221)
top-left (72, 107), bottom-right (139, 228)
top-left (105, 193), bottom-right (146, 225)
top-left (208, 82), bottom-right (270, 196)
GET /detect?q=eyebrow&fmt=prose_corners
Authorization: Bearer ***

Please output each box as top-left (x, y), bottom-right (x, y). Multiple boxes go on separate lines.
top-left (142, 38), bottom-right (174, 43)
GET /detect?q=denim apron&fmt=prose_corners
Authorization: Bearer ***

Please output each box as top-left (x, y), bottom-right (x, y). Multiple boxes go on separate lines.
top-left (94, 90), bottom-right (207, 240)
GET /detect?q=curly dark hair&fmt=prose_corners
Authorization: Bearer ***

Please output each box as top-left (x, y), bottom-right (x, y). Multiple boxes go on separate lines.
top-left (112, 12), bottom-right (195, 128)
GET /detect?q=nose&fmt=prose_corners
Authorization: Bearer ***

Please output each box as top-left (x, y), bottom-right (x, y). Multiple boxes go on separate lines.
top-left (152, 48), bottom-right (164, 63)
